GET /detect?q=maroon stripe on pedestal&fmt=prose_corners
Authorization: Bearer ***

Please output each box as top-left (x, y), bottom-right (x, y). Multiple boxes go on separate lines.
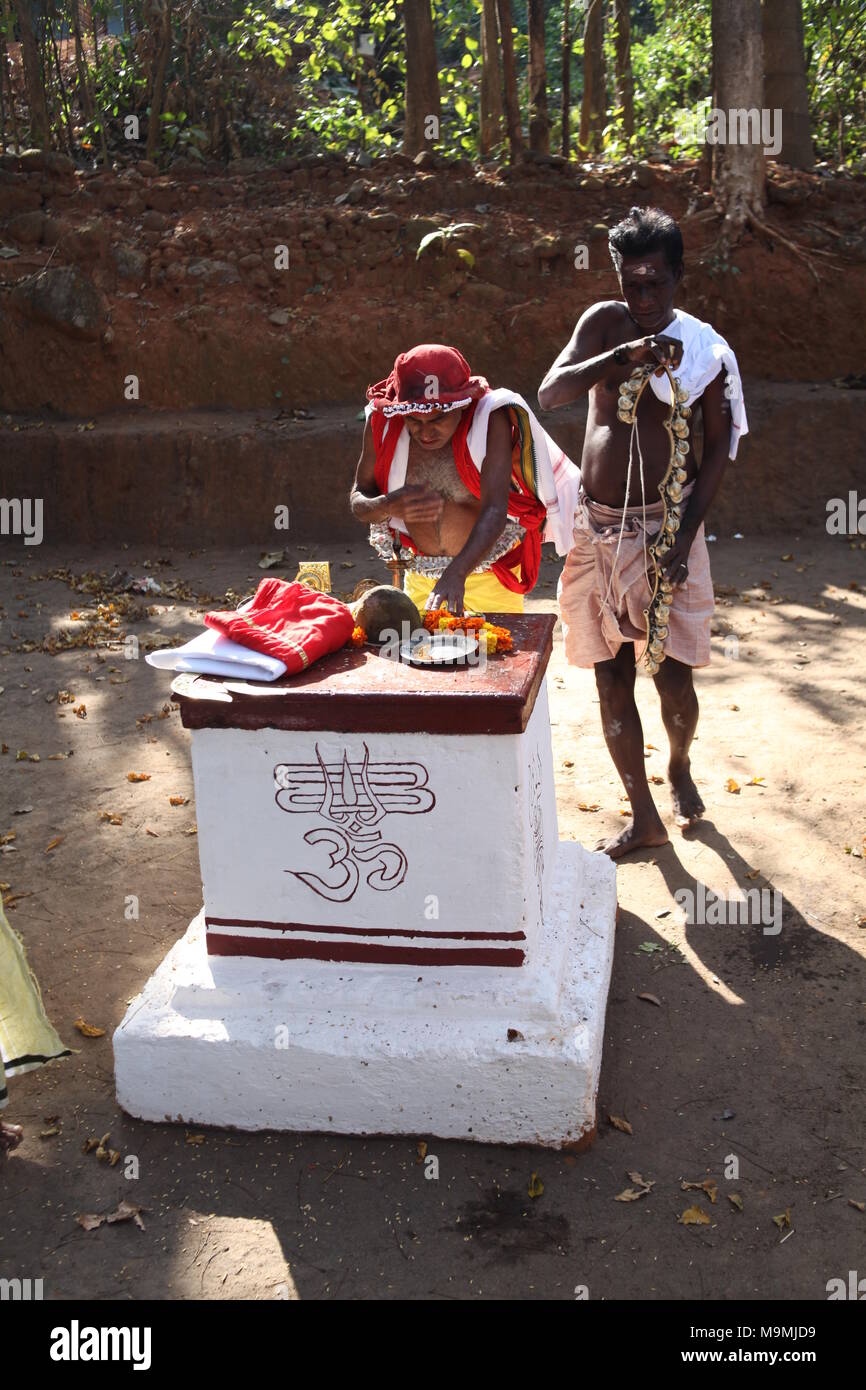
top-left (205, 915), bottom-right (525, 942)
top-left (206, 934), bottom-right (525, 967)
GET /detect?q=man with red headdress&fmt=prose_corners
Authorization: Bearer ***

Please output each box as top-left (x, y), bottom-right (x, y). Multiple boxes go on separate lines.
top-left (350, 344), bottom-right (580, 615)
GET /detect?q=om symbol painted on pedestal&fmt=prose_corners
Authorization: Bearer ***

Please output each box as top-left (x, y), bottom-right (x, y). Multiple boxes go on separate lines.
top-left (274, 745), bottom-right (436, 902)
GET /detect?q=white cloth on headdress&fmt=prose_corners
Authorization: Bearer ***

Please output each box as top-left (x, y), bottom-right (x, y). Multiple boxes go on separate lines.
top-left (146, 626), bottom-right (287, 681)
top-left (365, 392), bottom-right (581, 555)
top-left (652, 309), bottom-right (748, 459)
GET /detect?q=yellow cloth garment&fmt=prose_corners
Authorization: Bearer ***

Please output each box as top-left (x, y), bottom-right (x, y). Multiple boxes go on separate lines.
top-left (0, 891), bottom-right (69, 1108)
top-left (404, 569), bottom-right (525, 615)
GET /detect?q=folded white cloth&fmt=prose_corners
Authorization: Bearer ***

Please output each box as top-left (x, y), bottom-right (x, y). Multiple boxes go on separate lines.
top-left (651, 309), bottom-right (748, 459)
top-left (146, 626), bottom-right (287, 682)
top-left (365, 391), bottom-right (581, 556)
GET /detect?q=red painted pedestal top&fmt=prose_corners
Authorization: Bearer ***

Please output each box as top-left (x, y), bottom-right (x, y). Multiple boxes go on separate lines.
top-left (171, 613), bottom-right (556, 737)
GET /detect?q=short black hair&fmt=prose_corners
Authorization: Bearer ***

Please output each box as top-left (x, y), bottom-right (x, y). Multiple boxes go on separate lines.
top-left (608, 206), bottom-right (684, 273)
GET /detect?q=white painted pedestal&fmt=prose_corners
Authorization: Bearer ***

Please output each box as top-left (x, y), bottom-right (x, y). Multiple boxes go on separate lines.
top-left (114, 617), bottom-right (617, 1147)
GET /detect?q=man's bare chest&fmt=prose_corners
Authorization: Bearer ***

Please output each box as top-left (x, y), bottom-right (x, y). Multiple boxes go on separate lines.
top-left (405, 441), bottom-right (476, 502)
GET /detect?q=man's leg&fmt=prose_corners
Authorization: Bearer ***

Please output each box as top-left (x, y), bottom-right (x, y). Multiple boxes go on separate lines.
top-left (593, 643), bottom-right (669, 859)
top-left (652, 656), bottom-right (705, 827)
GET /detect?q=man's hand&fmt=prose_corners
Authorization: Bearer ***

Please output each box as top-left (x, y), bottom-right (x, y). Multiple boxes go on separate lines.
top-left (660, 522), bottom-right (697, 587)
top-left (427, 563), bottom-right (467, 614)
top-left (395, 484), bottom-right (444, 526)
top-left (626, 334), bottom-right (684, 375)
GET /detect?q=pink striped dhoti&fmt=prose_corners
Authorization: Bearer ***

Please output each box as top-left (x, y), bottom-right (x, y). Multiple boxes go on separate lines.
top-left (558, 485), bottom-right (714, 669)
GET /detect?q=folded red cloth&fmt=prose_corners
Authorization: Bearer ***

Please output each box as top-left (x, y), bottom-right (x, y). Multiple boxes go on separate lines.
top-left (204, 579), bottom-right (354, 673)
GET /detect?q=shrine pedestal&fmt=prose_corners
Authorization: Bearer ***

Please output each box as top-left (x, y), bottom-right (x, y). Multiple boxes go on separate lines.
top-left (114, 616), bottom-right (617, 1148)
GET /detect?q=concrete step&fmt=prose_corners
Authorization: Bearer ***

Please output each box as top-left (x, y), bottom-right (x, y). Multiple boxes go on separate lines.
top-left (1, 383), bottom-right (862, 546)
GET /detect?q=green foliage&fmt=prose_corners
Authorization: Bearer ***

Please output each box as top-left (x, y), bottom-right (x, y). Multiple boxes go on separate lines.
top-left (6, 0), bottom-right (863, 170)
top-left (804, 0), bottom-right (866, 164)
top-left (415, 221), bottom-right (479, 258)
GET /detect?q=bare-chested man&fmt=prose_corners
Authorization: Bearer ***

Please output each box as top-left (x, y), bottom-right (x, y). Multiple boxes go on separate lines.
top-left (538, 206), bottom-right (747, 859)
top-left (350, 343), bottom-right (579, 615)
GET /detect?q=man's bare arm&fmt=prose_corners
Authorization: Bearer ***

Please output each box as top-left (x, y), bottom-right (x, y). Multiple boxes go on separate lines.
top-left (349, 419), bottom-right (391, 523)
top-left (349, 419), bottom-right (442, 526)
top-left (537, 304), bottom-right (685, 412)
top-left (428, 408), bottom-right (514, 611)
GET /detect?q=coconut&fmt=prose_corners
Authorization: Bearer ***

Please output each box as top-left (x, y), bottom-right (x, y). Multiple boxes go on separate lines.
top-left (349, 585), bottom-right (422, 644)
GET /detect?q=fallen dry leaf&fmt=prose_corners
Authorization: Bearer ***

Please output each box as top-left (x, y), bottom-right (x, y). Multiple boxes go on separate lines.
top-left (528, 1172), bottom-right (544, 1199)
top-left (682, 1178), bottom-right (718, 1204)
top-left (627, 1170), bottom-right (655, 1190)
top-left (678, 1204), bottom-right (711, 1226)
top-left (608, 1114), bottom-right (633, 1135)
top-left (76, 1200), bottom-right (147, 1232)
top-left (416, 1141), bottom-right (427, 1163)
top-left (39, 1126), bottom-right (61, 1139)
top-left (73, 1017), bottom-right (106, 1039)
top-left (577, 802), bottom-right (600, 812)
top-left (726, 778), bottom-right (741, 794)
top-left (169, 796), bottom-right (189, 807)
top-left (616, 1185), bottom-right (649, 1202)
top-left (98, 811), bottom-right (123, 825)
top-left (848, 1199), bottom-right (865, 1213)
top-left (772, 1209), bottom-right (791, 1230)
top-left (744, 868), bottom-right (761, 880)
top-left (746, 775), bottom-right (766, 787)
top-left (127, 772), bottom-right (151, 783)
top-left (637, 992), bottom-right (662, 1007)
top-left (728, 1193), bottom-right (744, 1212)
top-left (185, 1132), bottom-right (205, 1146)
top-left (45, 836), bottom-right (63, 853)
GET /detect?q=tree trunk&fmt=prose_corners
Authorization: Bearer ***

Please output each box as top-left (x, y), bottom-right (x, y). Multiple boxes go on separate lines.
top-left (479, 0), bottom-right (504, 155)
top-left (145, 0), bottom-right (173, 161)
top-left (613, 0), bottom-right (634, 146)
top-left (495, 0), bottom-right (523, 159)
top-left (69, 0), bottom-right (94, 122)
top-left (761, 0), bottom-right (813, 168)
top-left (711, 0), bottom-right (765, 244)
top-left (579, 0), bottom-right (605, 153)
top-left (0, 0), bottom-right (22, 154)
top-left (402, 0), bottom-right (440, 158)
top-left (527, 0), bottom-right (549, 153)
top-left (47, 4), bottom-right (76, 155)
top-left (12, 0), bottom-right (50, 147)
top-left (561, 0), bottom-right (570, 158)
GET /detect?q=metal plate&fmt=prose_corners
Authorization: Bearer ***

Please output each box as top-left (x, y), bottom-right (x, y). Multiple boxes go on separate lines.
top-left (399, 633), bottom-right (479, 668)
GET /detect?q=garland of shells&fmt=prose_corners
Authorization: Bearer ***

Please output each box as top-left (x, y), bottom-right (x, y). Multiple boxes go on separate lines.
top-left (616, 358), bottom-right (691, 676)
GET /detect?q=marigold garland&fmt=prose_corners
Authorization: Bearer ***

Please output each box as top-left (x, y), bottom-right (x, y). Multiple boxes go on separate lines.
top-left (422, 606), bottom-right (513, 654)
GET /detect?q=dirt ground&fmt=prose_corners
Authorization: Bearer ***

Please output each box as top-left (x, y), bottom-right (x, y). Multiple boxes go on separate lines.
top-left (0, 528), bottom-right (864, 1301)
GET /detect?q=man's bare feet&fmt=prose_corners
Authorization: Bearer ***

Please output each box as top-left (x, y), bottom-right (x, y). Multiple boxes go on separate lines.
top-left (669, 759), bottom-right (705, 828)
top-left (1, 1120), bottom-right (24, 1154)
top-left (595, 815), bottom-right (669, 860)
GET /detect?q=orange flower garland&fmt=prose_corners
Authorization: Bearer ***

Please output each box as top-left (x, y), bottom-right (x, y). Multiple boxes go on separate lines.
top-left (422, 606), bottom-right (513, 654)
top-left (350, 626), bottom-right (367, 647)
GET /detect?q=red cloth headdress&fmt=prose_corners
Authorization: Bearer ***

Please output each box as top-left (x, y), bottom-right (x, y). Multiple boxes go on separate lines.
top-left (366, 344), bottom-right (489, 417)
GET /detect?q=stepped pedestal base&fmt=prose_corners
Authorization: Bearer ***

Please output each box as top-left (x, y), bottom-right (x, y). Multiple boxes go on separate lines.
top-left (114, 842), bottom-right (616, 1148)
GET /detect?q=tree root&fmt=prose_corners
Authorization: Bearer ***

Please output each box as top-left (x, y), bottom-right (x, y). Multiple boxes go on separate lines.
top-left (744, 210), bottom-right (841, 283)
